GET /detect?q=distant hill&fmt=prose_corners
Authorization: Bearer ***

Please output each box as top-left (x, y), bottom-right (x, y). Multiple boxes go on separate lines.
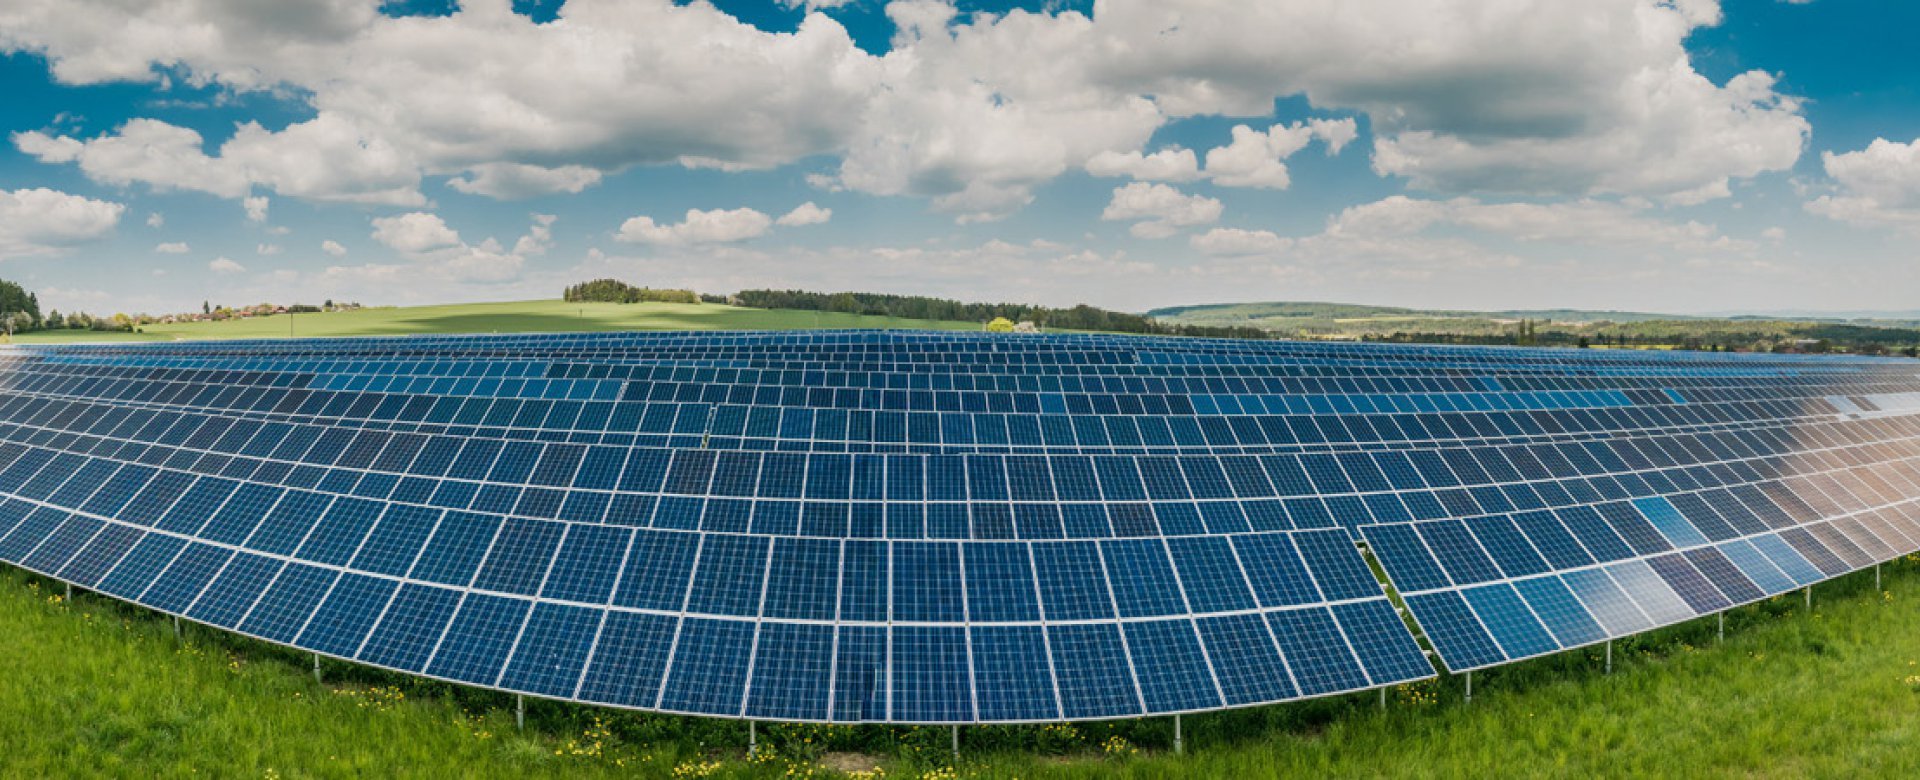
top-left (1146, 300), bottom-right (1920, 354)
top-left (1146, 301), bottom-right (1692, 325)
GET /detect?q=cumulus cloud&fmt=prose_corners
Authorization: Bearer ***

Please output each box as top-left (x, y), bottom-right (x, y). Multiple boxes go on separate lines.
top-left (371, 212), bottom-right (463, 253)
top-left (256, 243), bottom-right (281, 256)
top-left (617, 207), bottom-right (773, 244)
top-left (1805, 138), bottom-right (1920, 234)
top-left (1085, 148), bottom-right (1202, 182)
top-left (340, 212), bottom-right (555, 287)
top-left (320, 239), bottom-right (347, 257)
top-left (154, 241), bottom-right (189, 254)
top-left (447, 163), bottom-right (603, 199)
top-left (1094, 3), bottom-right (1806, 203)
top-left (0, 187), bottom-right (124, 259)
top-left (807, 2), bottom-right (1162, 221)
top-left (1, 0), bottom-right (1808, 215)
top-left (1323, 195), bottom-right (1750, 252)
top-left (1205, 123), bottom-right (1315, 189)
top-left (1100, 182), bottom-right (1222, 239)
top-left (5, 1), bottom-right (869, 207)
top-left (243, 195), bottom-right (269, 222)
top-left (145, 212), bottom-right (163, 228)
top-left (1190, 228), bottom-right (1291, 256)
top-left (13, 116), bottom-right (422, 205)
top-left (776, 202), bottom-right (833, 227)
top-left (208, 256), bottom-right (246, 274)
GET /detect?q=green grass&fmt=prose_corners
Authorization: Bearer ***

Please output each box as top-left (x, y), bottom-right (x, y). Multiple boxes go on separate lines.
top-left (3, 299), bottom-right (984, 344)
top-left (6, 561), bottom-right (1920, 778)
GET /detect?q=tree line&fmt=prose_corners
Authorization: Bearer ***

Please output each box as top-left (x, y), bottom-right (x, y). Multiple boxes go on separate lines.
top-left (1, 277), bottom-right (135, 334)
top-left (563, 279), bottom-right (716, 305)
top-left (732, 288), bottom-right (1271, 339)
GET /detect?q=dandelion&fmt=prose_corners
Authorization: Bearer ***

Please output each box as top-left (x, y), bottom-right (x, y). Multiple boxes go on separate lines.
top-left (671, 759), bottom-right (723, 778)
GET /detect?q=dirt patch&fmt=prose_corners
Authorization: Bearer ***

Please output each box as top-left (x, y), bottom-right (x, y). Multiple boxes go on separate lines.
top-left (817, 751), bottom-right (885, 774)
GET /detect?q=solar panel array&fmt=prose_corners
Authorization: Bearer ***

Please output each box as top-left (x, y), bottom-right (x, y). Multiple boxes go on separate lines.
top-left (2, 329), bottom-right (1918, 723)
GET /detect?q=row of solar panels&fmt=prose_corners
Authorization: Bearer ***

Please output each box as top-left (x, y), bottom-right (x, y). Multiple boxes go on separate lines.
top-left (1, 500), bottom-right (1430, 721)
top-left (3, 332), bottom-right (1918, 726)
top-left (3, 390), bottom-right (1916, 529)
top-left (0, 375), bottom-right (1882, 457)
top-left (21, 349), bottom-right (1916, 394)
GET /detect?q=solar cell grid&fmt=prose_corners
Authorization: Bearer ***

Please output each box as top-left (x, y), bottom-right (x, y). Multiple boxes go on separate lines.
top-left (5, 330), bottom-right (1920, 722)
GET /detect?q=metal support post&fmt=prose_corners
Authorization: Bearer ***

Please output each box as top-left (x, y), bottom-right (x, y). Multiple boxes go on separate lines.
top-left (1379, 686), bottom-right (1387, 709)
top-left (312, 653), bottom-right (322, 683)
top-left (1464, 671), bottom-right (1473, 704)
top-left (65, 582), bottom-right (72, 601)
top-left (173, 615), bottom-right (181, 641)
top-left (1877, 563), bottom-right (1882, 590)
top-left (748, 721), bottom-right (757, 758)
top-left (1805, 586), bottom-right (1812, 612)
top-left (1174, 714), bottom-right (1184, 755)
top-left (951, 725), bottom-right (960, 759)
top-left (1605, 640), bottom-right (1612, 675)
top-left (516, 695), bottom-right (525, 731)
top-left (1717, 612), bottom-right (1724, 644)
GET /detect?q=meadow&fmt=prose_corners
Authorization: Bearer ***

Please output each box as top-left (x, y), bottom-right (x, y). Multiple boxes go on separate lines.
top-left (3, 299), bottom-right (982, 344)
top-left (4, 560), bottom-right (1917, 778)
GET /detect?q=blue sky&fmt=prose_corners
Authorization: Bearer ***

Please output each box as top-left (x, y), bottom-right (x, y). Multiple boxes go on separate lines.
top-left (1, 0), bottom-right (1917, 317)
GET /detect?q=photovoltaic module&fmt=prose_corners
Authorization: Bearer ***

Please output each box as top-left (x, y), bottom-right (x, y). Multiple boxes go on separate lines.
top-left (2, 330), bottom-right (1917, 723)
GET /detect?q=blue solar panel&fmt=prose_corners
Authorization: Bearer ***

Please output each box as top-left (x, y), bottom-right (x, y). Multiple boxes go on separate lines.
top-left (7, 329), bottom-right (1920, 720)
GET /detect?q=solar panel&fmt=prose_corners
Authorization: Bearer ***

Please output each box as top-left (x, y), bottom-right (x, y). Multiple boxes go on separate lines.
top-left (4, 330), bottom-right (1920, 722)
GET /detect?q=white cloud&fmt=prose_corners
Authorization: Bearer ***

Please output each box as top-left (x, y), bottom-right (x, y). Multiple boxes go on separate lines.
top-left (243, 195), bottom-right (269, 223)
top-left (256, 243), bottom-right (282, 256)
top-left (617, 207), bottom-right (773, 244)
top-left (371, 212), bottom-right (463, 253)
top-left (1100, 182), bottom-right (1222, 239)
top-left (320, 239), bottom-right (347, 257)
top-left (447, 163), bottom-right (603, 199)
top-left (1197, 119), bottom-right (1357, 189)
top-left (326, 213), bottom-right (557, 290)
top-left (15, 119), bottom-right (249, 197)
top-left (1204, 124), bottom-right (1314, 189)
top-left (13, 116), bottom-right (422, 205)
top-left (0, 187), bottom-right (124, 259)
top-left (776, 201), bottom-right (833, 227)
top-left (154, 241), bottom-right (189, 254)
top-left (1306, 118), bottom-right (1358, 154)
top-left (1805, 137), bottom-right (1920, 234)
top-left (1094, 3), bottom-right (1806, 203)
top-left (1085, 148), bottom-right (1202, 182)
top-left (1323, 195), bottom-right (1749, 252)
top-left (4, 1), bottom-right (871, 207)
top-left (1190, 228), bottom-right (1291, 256)
top-left (208, 256), bottom-right (246, 274)
top-left (511, 213), bottom-right (558, 256)
top-left (822, 2), bottom-right (1162, 221)
top-left (1, 0), bottom-right (1807, 214)
top-left (145, 212), bottom-right (163, 228)
top-left (1761, 226), bottom-right (1786, 242)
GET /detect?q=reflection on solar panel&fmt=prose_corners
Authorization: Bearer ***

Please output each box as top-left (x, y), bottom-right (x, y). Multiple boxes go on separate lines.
top-left (3, 329), bottom-right (1918, 723)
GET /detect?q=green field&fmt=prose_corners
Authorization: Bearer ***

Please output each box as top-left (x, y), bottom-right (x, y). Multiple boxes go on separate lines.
top-left (1147, 301), bottom-right (1920, 353)
top-left (6, 561), bottom-right (1918, 778)
top-left (3, 299), bottom-right (983, 344)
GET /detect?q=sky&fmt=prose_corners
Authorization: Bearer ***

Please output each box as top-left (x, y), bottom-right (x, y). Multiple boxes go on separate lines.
top-left (1, 0), bottom-right (1917, 317)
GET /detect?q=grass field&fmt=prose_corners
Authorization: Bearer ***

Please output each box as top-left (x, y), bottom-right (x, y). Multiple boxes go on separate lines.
top-left (2, 299), bottom-right (983, 344)
top-left (5, 560), bottom-right (1919, 778)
